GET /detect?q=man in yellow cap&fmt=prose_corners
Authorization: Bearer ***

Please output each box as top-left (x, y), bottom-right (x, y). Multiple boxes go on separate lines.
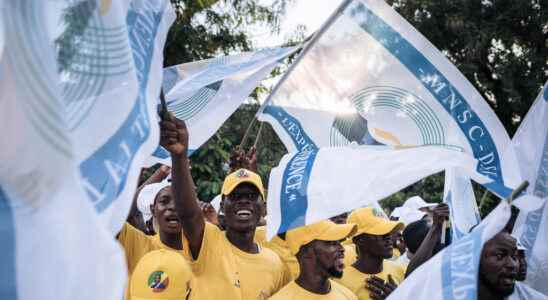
top-left (130, 249), bottom-right (193, 300)
top-left (269, 220), bottom-right (358, 299)
top-left (160, 115), bottom-right (290, 300)
top-left (334, 207), bottom-right (405, 300)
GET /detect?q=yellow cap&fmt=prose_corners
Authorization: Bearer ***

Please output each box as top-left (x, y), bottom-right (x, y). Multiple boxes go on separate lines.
top-left (221, 169), bottom-right (265, 200)
top-left (286, 220), bottom-right (358, 255)
top-left (130, 250), bottom-right (192, 300)
top-left (347, 207), bottom-right (404, 236)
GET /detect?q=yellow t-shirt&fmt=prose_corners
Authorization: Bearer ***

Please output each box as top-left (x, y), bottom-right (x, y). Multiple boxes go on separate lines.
top-left (343, 244), bottom-right (358, 268)
top-left (261, 235), bottom-right (300, 280)
top-left (190, 222), bottom-right (291, 300)
top-left (335, 260), bottom-right (405, 300)
top-left (268, 280), bottom-right (357, 300)
top-left (254, 226), bottom-right (268, 244)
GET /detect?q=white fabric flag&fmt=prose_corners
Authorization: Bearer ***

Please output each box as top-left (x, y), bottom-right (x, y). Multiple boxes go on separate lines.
top-left (58, 0), bottom-right (175, 234)
top-left (387, 200), bottom-right (511, 300)
top-left (444, 167), bottom-right (481, 241)
top-left (148, 47), bottom-right (300, 166)
top-left (266, 145), bottom-right (500, 239)
top-left (512, 195), bottom-right (548, 296)
top-left (0, 1), bottom-right (126, 299)
top-left (258, 0), bottom-right (521, 195)
top-left (512, 82), bottom-right (548, 198)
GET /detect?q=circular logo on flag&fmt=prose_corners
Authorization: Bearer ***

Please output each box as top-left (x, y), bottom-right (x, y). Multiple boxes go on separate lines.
top-left (330, 86), bottom-right (454, 150)
top-left (148, 271), bottom-right (170, 293)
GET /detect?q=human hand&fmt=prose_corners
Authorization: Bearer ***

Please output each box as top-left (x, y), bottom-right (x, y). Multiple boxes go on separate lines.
top-left (159, 113), bottom-right (188, 157)
top-left (432, 203), bottom-right (449, 227)
top-left (366, 275), bottom-right (397, 300)
top-left (199, 201), bottom-right (219, 226)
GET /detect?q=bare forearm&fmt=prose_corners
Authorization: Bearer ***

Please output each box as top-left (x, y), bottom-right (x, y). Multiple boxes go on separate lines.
top-left (405, 225), bottom-right (442, 277)
top-left (171, 154), bottom-right (204, 256)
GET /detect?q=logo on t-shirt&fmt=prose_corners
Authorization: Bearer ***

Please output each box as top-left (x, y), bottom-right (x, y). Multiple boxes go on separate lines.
top-left (148, 271), bottom-right (170, 293)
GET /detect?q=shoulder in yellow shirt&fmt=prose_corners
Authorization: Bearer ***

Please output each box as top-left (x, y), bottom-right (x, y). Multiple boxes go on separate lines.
top-left (190, 222), bottom-right (291, 300)
top-left (334, 260), bottom-right (405, 300)
top-left (261, 235), bottom-right (300, 280)
top-left (268, 280), bottom-right (357, 300)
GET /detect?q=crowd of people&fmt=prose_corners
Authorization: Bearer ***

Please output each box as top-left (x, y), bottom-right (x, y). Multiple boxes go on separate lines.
top-left (117, 114), bottom-right (536, 300)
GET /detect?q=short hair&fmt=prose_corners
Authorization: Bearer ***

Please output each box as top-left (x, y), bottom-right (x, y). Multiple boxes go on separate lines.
top-left (402, 220), bottom-right (430, 254)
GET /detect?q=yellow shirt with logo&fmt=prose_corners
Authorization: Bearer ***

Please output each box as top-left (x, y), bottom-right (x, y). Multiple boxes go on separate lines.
top-left (268, 280), bottom-right (358, 300)
top-left (190, 222), bottom-right (291, 300)
top-left (335, 260), bottom-right (405, 300)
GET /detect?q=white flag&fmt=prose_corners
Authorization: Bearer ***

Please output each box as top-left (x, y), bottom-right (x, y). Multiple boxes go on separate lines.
top-left (512, 82), bottom-right (548, 198)
top-left (148, 47), bottom-right (300, 165)
top-left (258, 0), bottom-right (521, 194)
top-left (387, 200), bottom-right (511, 300)
top-left (266, 145), bottom-right (500, 239)
top-left (443, 167), bottom-right (481, 241)
top-left (59, 0), bottom-right (175, 234)
top-left (0, 1), bottom-right (126, 299)
top-left (512, 195), bottom-right (548, 296)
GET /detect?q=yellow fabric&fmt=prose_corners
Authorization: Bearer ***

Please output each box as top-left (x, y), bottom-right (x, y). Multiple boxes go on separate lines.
top-left (343, 244), bottom-right (358, 268)
top-left (261, 235), bottom-right (300, 280)
top-left (190, 222), bottom-right (291, 300)
top-left (130, 250), bottom-right (192, 300)
top-left (392, 248), bottom-right (401, 259)
top-left (118, 223), bottom-right (190, 300)
top-left (347, 208), bottom-right (404, 236)
top-left (222, 168), bottom-right (265, 199)
top-left (335, 260), bottom-right (405, 300)
top-left (286, 221), bottom-right (357, 255)
top-left (254, 226), bottom-right (267, 244)
top-left (268, 280), bottom-right (358, 300)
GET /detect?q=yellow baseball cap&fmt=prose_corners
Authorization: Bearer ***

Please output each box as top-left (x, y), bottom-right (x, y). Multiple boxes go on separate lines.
top-left (130, 250), bottom-right (192, 300)
top-left (347, 207), bottom-right (404, 236)
top-left (221, 169), bottom-right (265, 200)
top-left (286, 220), bottom-right (358, 255)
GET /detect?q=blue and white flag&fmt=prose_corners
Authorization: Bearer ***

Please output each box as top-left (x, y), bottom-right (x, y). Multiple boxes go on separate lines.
top-left (258, 0), bottom-right (521, 192)
top-left (58, 0), bottom-right (175, 234)
top-left (0, 1), bottom-right (127, 299)
top-left (512, 82), bottom-right (548, 198)
top-left (147, 47), bottom-right (300, 166)
top-left (387, 200), bottom-right (511, 300)
top-left (266, 145), bottom-right (498, 239)
top-left (512, 195), bottom-right (548, 296)
top-left (443, 167), bottom-right (481, 241)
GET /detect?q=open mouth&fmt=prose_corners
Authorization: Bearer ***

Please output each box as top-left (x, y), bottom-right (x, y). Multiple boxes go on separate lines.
top-left (500, 274), bottom-right (516, 287)
top-left (235, 209), bottom-right (253, 220)
top-left (165, 215), bottom-right (180, 225)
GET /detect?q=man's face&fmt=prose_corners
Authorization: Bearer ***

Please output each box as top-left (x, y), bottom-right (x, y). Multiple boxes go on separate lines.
top-left (479, 232), bottom-right (519, 297)
top-left (312, 240), bottom-right (346, 278)
top-left (516, 249), bottom-right (527, 281)
top-left (151, 186), bottom-right (182, 235)
top-left (222, 183), bottom-right (263, 232)
top-left (356, 232), bottom-right (394, 259)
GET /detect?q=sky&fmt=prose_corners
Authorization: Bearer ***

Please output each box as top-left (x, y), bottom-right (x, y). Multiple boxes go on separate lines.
top-left (252, 0), bottom-right (344, 48)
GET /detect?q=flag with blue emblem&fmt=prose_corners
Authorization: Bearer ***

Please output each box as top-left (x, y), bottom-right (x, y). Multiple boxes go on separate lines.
top-left (512, 82), bottom-right (548, 198)
top-left (266, 145), bottom-right (499, 239)
top-left (258, 0), bottom-right (521, 194)
top-left (387, 200), bottom-right (511, 300)
top-left (58, 0), bottom-right (175, 234)
top-left (443, 167), bottom-right (481, 241)
top-left (512, 195), bottom-right (548, 296)
top-left (147, 47), bottom-right (300, 166)
top-left (0, 0), bottom-right (137, 298)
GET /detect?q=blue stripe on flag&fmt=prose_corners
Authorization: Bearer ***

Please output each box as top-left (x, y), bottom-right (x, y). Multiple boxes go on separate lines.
top-left (346, 2), bottom-right (506, 185)
top-left (519, 201), bottom-right (546, 262)
top-left (0, 186), bottom-right (17, 299)
top-left (481, 182), bottom-right (513, 199)
top-left (80, 9), bottom-right (163, 212)
top-left (278, 148), bottom-right (318, 234)
top-left (533, 136), bottom-right (548, 198)
top-left (262, 105), bottom-right (318, 151)
top-left (543, 85), bottom-right (547, 102)
top-left (441, 223), bottom-right (484, 300)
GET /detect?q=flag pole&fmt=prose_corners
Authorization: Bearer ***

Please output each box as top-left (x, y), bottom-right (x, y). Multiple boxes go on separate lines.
top-left (159, 88), bottom-right (168, 118)
top-left (506, 181), bottom-right (529, 203)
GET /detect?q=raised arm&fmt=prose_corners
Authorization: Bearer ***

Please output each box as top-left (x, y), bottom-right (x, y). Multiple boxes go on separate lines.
top-left (405, 203), bottom-right (449, 277)
top-left (160, 114), bottom-right (204, 259)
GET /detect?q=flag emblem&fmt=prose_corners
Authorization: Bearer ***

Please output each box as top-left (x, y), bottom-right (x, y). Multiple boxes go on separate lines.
top-left (148, 271), bottom-right (170, 293)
